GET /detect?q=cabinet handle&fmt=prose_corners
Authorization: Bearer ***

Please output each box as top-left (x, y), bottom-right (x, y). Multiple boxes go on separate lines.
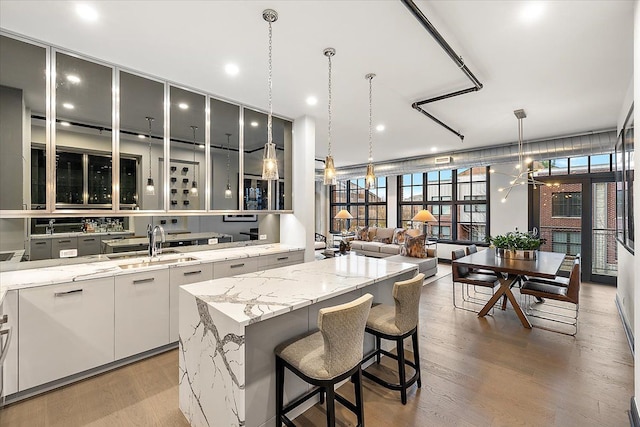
top-left (133, 278), bottom-right (154, 284)
top-left (230, 263), bottom-right (245, 268)
top-left (55, 289), bottom-right (83, 297)
top-left (183, 270), bottom-right (202, 276)
top-left (58, 239), bottom-right (71, 243)
top-left (0, 315), bottom-right (7, 325)
top-left (82, 238), bottom-right (96, 242)
top-left (35, 241), bottom-right (46, 245)
top-left (277, 256), bottom-right (289, 261)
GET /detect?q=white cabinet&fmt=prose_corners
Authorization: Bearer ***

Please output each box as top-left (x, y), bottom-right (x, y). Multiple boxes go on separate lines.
top-left (258, 250), bottom-right (304, 270)
top-left (19, 277), bottom-right (115, 391)
top-left (1, 290), bottom-right (18, 397)
top-left (213, 258), bottom-right (259, 279)
top-left (169, 263), bottom-right (213, 342)
top-left (115, 269), bottom-right (170, 359)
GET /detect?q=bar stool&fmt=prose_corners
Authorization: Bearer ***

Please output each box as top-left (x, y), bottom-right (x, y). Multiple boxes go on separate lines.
top-left (361, 273), bottom-right (425, 405)
top-left (275, 293), bottom-right (373, 427)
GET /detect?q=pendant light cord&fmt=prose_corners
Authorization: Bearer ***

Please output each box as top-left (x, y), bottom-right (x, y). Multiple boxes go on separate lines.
top-left (146, 117), bottom-right (154, 179)
top-left (327, 52), bottom-right (332, 157)
top-left (267, 18), bottom-right (273, 145)
top-left (191, 126), bottom-right (197, 181)
top-left (368, 75), bottom-right (373, 163)
top-left (226, 133), bottom-right (231, 186)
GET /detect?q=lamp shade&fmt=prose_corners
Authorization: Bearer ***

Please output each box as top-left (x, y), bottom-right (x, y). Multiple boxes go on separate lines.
top-left (412, 209), bottom-right (436, 222)
top-left (334, 209), bottom-right (353, 220)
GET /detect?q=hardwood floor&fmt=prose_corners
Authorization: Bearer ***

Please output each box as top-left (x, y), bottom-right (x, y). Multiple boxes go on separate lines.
top-left (2, 268), bottom-right (633, 426)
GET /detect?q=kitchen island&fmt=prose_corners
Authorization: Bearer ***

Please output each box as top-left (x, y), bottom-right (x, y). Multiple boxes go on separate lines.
top-left (179, 255), bottom-right (418, 427)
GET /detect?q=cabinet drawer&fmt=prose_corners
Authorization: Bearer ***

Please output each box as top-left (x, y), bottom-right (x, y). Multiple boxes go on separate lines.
top-left (115, 270), bottom-right (170, 359)
top-left (19, 277), bottom-right (115, 391)
top-left (213, 258), bottom-right (258, 279)
top-left (29, 239), bottom-right (52, 261)
top-left (258, 251), bottom-right (304, 270)
top-left (77, 236), bottom-right (101, 256)
top-left (169, 263), bottom-right (213, 342)
top-left (51, 237), bottom-right (78, 259)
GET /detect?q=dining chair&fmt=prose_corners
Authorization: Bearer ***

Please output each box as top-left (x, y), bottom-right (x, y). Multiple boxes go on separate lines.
top-left (524, 253), bottom-right (581, 287)
top-left (275, 293), bottom-right (373, 427)
top-left (465, 245), bottom-right (499, 276)
top-left (451, 249), bottom-right (500, 313)
top-left (361, 273), bottom-right (425, 405)
top-left (519, 257), bottom-right (581, 336)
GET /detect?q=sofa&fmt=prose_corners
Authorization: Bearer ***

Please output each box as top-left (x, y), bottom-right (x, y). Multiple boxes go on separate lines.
top-left (350, 227), bottom-right (437, 278)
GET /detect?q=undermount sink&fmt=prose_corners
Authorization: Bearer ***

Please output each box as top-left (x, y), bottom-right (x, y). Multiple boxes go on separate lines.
top-left (107, 249), bottom-right (180, 260)
top-left (117, 256), bottom-right (199, 270)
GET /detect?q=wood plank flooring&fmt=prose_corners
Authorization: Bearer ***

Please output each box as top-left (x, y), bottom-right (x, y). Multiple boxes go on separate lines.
top-left (1, 268), bottom-right (633, 426)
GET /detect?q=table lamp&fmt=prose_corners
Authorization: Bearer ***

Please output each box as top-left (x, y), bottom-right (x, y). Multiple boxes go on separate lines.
top-left (334, 209), bottom-right (353, 235)
top-left (412, 209), bottom-right (436, 238)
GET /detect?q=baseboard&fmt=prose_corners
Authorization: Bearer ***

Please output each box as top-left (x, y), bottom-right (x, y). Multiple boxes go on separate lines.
top-left (630, 397), bottom-right (640, 427)
top-left (615, 293), bottom-right (634, 358)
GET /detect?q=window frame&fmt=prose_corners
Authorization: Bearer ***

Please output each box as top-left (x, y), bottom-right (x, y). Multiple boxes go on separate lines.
top-left (329, 177), bottom-right (388, 233)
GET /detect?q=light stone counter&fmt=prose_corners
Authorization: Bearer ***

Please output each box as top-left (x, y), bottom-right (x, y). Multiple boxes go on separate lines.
top-left (30, 231), bottom-right (133, 239)
top-left (0, 244), bottom-right (303, 294)
top-left (178, 255), bottom-right (418, 427)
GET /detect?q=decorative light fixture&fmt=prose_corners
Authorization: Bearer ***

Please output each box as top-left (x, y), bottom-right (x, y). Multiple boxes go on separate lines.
top-left (334, 209), bottom-right (353, 235)
top-left (224, 133), bottom-right (233, 199)
top-left (412, 209), bottom-right (436, 237)
top-left (365, 73), bottom-right (376, 190)
top-left (497, 109), bottom-right (545, 202)
top-left (144, 117), bottom-right (155, 196)
top-left (190, 126), bottom-right (198, 196)
top-left (261, 8), bottom-right (279, 181)
top-left (323, 47), bottom-right (337, 185)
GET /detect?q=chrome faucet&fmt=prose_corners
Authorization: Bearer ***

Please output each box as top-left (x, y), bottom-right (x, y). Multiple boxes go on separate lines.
top-left (147, 224), bottom-right (165, 258)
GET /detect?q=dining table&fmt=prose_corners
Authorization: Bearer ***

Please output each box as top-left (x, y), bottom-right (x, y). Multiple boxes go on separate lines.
top-left (452, 250), bottom-right (566, 328)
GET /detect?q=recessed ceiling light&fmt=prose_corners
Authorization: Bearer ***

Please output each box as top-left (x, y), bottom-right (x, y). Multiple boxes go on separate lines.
top-left (76, 4), bottom-right (99, 22)
top-left (431, 147), bottom-right (438, 153)
top-left (60, 121), bottom-right (71, 127)
top-left (138, 134), bottom-right (146, 139)
top-left (306, 96), bottom-right (318, 106)
top-left (376, 124), bottom-right (385, 132)
top-left (62, 103), bottom-right (74, 110)
top-left (225, 63), bottom-right (239, 76)
top-left (66, 74), bottom-right (81, 84)
top-left (250, 121), bottom-right (259, 127)
top-left (178, 103), bottom-right (189, 110)
top-left (520, 2), bottom-right (545, 24)
top-left (199, 144), bottom-right (205, 149)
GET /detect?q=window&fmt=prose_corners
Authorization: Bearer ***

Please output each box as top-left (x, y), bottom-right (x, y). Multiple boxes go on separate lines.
top-left (329, 177), bottom-right (387, 233)
top-left (551, 192), bottom-right (582, 217)
top-left (398, 167), bottom-right (489, 242)
top-left (552, 231), bottom-right (581, 256)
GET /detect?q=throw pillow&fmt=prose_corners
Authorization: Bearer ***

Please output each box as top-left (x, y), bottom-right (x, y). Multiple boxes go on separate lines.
top-left (373, 236), bottom-right (392, 244)
top-left (356, 226), bottom-right (369, 241)
top-left (392, 228), bottom-right (407, 245)
top-left (400, 234), bottom-right (427, 258)
top-left (426, 248), bottom-right (437, 258)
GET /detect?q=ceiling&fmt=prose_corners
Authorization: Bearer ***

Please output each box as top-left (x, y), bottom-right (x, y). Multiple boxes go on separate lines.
top-left (0, 1), bottom-right (633, 167)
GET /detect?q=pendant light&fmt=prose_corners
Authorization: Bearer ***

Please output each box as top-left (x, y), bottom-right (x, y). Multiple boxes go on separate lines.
top-left (323, 47), bottom-right (337, 185)
top-left (144, 117), bottom-right (155, 196)
top-left (190, 126), bottom-right (198, 196)
top-left (224, 133), bottom-right (233, 199)
top-left (364, 73), bottom-right (376, 190)
top-left (261, 9), bottom-right (279, 180)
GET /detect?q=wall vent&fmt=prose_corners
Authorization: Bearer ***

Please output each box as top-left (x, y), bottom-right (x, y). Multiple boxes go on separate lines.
top-left (434, 156), bottom-right (452, 165)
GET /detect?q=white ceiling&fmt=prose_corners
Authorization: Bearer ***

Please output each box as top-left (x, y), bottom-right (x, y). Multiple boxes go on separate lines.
top-left (0, 1), bottom-right (633, 167)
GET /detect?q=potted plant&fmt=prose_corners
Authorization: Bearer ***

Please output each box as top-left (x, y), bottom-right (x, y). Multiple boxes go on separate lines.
top-left (487, 231), bottom-right (545, 260)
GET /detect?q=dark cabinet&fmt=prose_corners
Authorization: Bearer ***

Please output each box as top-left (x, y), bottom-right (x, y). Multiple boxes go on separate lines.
top-left (29, 239), bottom-right (52, 261)
top-left (77, 236), bottom-right (101, 256)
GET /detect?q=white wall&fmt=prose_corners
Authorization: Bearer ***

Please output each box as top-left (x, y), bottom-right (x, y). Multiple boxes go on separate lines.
top-left (489, 163), bottom-right (528, 235)
top-left (281, 116), bottom-right (315, 262)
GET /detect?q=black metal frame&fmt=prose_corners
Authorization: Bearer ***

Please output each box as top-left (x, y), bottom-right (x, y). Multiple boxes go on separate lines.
top-left (400, 0), bottom-right (483, 141)
top-left (275, 355), bottom-right (364, 427)
top-left (361, 326), bottom-right (421, 405)
top-left (329, 178), bottom-right (388, 233)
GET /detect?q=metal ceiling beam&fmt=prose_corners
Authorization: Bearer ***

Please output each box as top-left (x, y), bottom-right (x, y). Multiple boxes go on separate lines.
top-left (401, 0), bottom-right (484, 142)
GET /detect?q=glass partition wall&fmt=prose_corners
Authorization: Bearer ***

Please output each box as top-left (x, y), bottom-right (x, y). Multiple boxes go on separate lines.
top-left (0, 32), bottom-right (293, 216)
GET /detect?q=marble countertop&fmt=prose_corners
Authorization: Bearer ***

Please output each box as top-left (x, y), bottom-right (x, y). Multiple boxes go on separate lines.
top-left (183, 254), bottom-right (418, 327)
top-left (31, 231), bottom-right (133, 239)
top-left (0, 244), bottom-right (304, 299)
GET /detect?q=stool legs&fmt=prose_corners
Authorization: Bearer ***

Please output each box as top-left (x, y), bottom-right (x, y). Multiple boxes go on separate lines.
top-left (353, 369), bottom-right (365, 426)
top-left (397, 338), bottom-right (407, 405)
top-left (411, 330), bottom-right (422, 388)
top-left (325, 386), bottom-right (336, 427)
top-left (276, 357), bottom-right (285, 426)
top-left (375, 336), bottom-right (381, 364)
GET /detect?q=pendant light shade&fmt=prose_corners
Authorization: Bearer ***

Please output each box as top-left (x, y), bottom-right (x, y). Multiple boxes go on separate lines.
top-left (144, 117), bottom-right (155, 196)
top-left (323, 47), bottom-right (337, 185)
top-left (365, 73), bottom-right (376, 190)
top-left (224, 133), bottom-right (233, 199)
top-left (261, 9), bottom-right (279, 181)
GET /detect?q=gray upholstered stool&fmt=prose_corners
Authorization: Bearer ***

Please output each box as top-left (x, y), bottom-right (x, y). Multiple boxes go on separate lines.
top-left (362, 273), bottom-right (425, 405)
top-left (275, 293), bottom-right (373, 427)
